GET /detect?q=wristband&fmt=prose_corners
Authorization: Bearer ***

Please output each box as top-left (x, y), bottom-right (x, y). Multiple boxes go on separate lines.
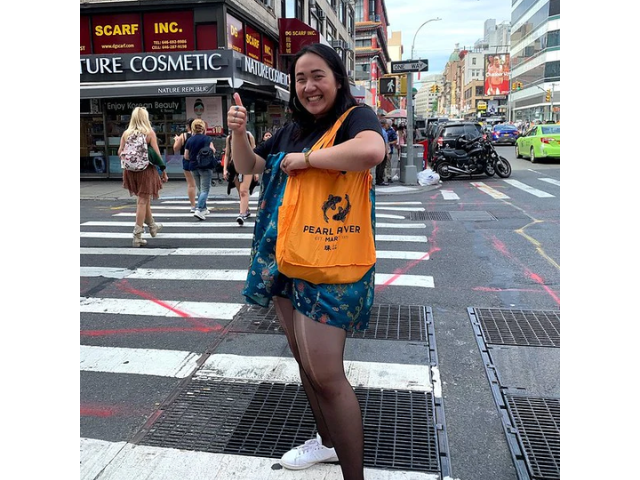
top-left (304, 150), bottom-right (312, 168)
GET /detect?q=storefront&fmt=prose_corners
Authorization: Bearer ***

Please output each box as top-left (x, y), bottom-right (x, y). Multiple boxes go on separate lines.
top-left (80, 7), bottom-right (290, 178)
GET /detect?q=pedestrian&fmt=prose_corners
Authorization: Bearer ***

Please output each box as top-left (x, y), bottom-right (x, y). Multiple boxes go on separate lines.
top-left (223, 130), bottom-right (259, 225)
top-left (172, 118), bottom-right (198, 212)
top-left (382, 120), bottom-right (397, 182)
top-left (376, 116), bottom-right (390, 186)
top-left (184, 119), bottom-right (216, 220)
top-left (226, 42), bottom-right (385, 480)
top-left (118, 106), bottom-right (168, 247)
top-left (259, 130), bottom-right (272, 147)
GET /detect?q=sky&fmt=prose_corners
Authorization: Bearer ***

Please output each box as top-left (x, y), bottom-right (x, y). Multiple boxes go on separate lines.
top-left (382, 0), bottom-right (511, 77)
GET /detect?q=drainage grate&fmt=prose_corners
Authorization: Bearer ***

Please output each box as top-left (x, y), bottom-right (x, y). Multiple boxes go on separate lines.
top-left (139, 378), bottom-right (440, 473)
top-left (410, 211), bottom-right (452, 221)
top-left (232, 304), bottom-right (427, 341)
top-left (506, 395), bottom-right (560, 480)
top-left (472, 308), bottom-right (560, 347)
top-left (449, 210), bottom-right (497, 221)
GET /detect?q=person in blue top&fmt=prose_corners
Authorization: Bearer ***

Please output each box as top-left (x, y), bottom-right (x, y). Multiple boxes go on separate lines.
top-left (184, 119), bottom-right (216, 220)
top-left (226, 43), bottom-right (386, 480)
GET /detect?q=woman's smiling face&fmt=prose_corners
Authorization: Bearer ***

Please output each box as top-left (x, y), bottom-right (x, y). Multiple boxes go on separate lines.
top-left (294, 52), bottom-right (340, 118)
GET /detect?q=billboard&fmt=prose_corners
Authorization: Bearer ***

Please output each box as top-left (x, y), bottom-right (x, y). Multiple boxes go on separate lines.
top-left (484, 53), bottom-right (510, 96)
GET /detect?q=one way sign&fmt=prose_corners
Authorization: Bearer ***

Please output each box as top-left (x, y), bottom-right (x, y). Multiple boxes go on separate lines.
top-left (390, 59), bottom-right (429, 74)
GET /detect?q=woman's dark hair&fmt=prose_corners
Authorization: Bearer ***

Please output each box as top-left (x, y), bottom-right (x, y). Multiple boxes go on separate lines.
top-left (288, 43), bottom-right (357, 137)
top-left (186, 118), bottom-right (195, 130)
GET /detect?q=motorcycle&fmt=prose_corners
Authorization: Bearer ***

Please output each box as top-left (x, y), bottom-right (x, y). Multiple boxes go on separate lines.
top-left (432, 135), bottom-right (511, 180)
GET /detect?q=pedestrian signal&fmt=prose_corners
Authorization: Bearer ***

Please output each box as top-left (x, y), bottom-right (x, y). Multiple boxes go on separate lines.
top-left (379, 76), bottom-right (397, 96)
top-left (545, 89), bottom-right (552, 102)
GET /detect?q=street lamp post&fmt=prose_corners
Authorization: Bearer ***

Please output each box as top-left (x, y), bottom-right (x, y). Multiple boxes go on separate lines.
top-left (407, 17), bottom-right (442, 163)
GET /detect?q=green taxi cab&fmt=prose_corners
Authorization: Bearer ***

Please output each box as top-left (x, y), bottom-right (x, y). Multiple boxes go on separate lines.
top-left (515, 124), bottom-right (560, 163)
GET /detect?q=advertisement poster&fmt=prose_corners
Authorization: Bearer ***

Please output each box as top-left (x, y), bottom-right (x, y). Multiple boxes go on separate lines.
top-left (142, 10), bottom-right (194, 52)
top-left (484, 54), bottom-right (510, 96)
top-left (186, 97), bottom-right (224, 135)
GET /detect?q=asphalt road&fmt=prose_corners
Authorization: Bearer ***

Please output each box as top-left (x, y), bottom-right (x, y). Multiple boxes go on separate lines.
top-left (79, 147), bottom-right (560, 480)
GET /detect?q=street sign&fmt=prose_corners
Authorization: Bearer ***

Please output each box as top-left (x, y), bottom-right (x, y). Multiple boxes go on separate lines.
top-left (390, 59), bottom-right (429, 74)
top-left (379, 76), bottom-right (397, 96)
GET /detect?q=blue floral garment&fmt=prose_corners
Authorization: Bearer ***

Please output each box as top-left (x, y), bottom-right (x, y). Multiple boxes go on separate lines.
top-left (242, 151), bottom-right (376, 332)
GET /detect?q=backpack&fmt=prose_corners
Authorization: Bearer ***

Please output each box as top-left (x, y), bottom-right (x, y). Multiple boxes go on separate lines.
top-left (120, 132), bottom-right (149, 171)
top-left (196, 137), bottom-right (216, 169)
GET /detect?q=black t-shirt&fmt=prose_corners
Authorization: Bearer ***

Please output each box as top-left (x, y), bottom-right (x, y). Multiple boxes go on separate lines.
top-left (184, 134), bottom-right (210, 170)
top-left (179, 132), bottom-right (192, 156)
top-left (254, 105), bottom-right (384, 161)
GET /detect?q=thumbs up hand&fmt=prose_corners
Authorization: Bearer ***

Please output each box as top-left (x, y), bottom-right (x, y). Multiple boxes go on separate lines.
top-left (227, 92), bottom-right (247, 133)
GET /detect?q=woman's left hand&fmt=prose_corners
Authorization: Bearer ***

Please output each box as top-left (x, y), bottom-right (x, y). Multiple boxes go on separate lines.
top-left (280, 152), bottom-right (307, 176)
top-left (161, 171), bottom-right (168, 183)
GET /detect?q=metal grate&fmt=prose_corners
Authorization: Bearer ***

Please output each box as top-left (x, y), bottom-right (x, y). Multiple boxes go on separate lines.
top-left (410, 211), bottom-right (452, 221)
top-left (449, 210), bottom-right (497, 221)
top-left (473, 308), bottom-right (560, 347)
top-left (139, 378), bottom-right (441, 473)
top-left (506, 395), bottom-right (560, 480)
top-left (231, 304), bottom-right (427, 341)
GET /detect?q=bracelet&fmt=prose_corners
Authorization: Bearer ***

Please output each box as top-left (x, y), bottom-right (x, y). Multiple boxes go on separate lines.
top-left (304, 150), bottom-right (312, 168)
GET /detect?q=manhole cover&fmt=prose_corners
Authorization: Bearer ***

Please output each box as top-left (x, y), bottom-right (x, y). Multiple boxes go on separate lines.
top-left (139, 378), bottom-right (441, 473)
top-left (232, 304), bottom-right (428, 341)
top-left (472, 308), bottom-right (560, 347)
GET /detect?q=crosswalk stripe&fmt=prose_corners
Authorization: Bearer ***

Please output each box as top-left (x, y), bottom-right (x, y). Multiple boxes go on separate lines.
top-left (80, 232), bottom-right (428, 242)
top-left (80, 437), bottom-right (441, 480)
top-left (80, 345), bottom-right (200, 378)
top-left (503, 179), bottom-right (555, 197)
top-left (79, 247), bottom-right (430, 260)
top-left (159, 200), bottom-right (424, 206)
top-left (198, 353), bottom-right (433, 391)
top-left (80, 297), bottom-right (243, 319)
top-left (539, 177), bottom-right (560, 186)
top-left (114, 211), bottom-right (421, 218)
top-left (441, 189), bottom-right (460, 200)
top-left (470, 181), bottom-right (510, 199)
top-left (81, 221), bottom-right (426, 229)
top-left (80, 267), bottom-right (435, 287)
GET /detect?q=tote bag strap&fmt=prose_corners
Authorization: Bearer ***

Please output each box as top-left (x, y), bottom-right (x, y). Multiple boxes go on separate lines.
top-left (310, 106), bottom-right (358, 152)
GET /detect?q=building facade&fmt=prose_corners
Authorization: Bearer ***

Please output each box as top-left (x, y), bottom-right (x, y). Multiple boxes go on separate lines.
top-left (353, 0), bottom-right (396, 113)
top-left (80, 0), bottom-right (355, 178)
top-left (509, 0), bottom-right (560, 123)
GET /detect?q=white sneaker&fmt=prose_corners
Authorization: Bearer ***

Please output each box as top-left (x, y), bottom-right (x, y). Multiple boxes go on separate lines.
top-left (194, 210), bottom-right (206, 221)
top-left (189, 206), bottom-right (197, 213)
top-left (279, 434), bottom-right (338, 470)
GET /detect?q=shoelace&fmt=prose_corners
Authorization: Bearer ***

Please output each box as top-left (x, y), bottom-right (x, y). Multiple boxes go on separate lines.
top-left (297, 439), bottom-right (323, 453)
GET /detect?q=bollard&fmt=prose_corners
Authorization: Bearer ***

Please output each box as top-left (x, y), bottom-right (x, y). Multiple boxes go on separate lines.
top-left (399, 144), bottom-right (423, 185)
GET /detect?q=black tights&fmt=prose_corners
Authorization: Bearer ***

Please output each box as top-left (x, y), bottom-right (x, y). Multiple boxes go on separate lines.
top-left (273, 297), bottom-right (364, 480)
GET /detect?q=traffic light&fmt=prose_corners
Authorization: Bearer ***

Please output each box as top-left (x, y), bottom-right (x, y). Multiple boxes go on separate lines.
top-left (399, 75), bottom-right (407, 95)
top-left (545, 89), bottom-right (552, 102)
top-left (512, 81), bottom-right (523, 91)
top-left (430, 84), bottom-right (437, 93)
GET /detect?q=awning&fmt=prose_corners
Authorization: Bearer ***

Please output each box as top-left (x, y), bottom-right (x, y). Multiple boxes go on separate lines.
top-left (275, 85), bottom-right (290, 102)
top-left (80, 78), bottom-right (233, 99)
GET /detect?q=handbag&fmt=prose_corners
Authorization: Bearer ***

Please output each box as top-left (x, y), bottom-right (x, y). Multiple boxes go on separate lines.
top-left (276, 107), bottom-right (376, 284)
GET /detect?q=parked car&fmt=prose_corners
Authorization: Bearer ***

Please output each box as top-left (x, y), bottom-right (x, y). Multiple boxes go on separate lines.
top-left (416, 117), bottom-right (449, 168)
top-left (429, 121), bottom-right (485, 161)
top-left (490, 124), bottom-right (520, 146)
top-left (515, 124), bottom-right (560, 163)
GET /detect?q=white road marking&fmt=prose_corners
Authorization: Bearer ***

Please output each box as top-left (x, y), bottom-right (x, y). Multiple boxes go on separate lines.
top-left (470, 182), bottom-right (510, 199)
top-left (81, 267), bottom-right (435, 287)
top-left (441, 189), bottom-right (459, 200)
top-left (375, 206), bottom-right (425, 212)
top-left (80, 297), bottom-right (243, 319)
top-left (503, 179), bottom-right (555, 197)
top-left (80, 437), bottom-right (440, 480)
top-left (80, 345), bottom-right (200, 378)
top-left (539, 177), bottom-right (560, 186)
top-left (79, 247), bottom-right (430, 260)
top-left (80, 232), bottom-right (428, 242)
top-left (81, 221), bottom-right (424, 229)
top-left (198, 354), bottom-right (432, 391)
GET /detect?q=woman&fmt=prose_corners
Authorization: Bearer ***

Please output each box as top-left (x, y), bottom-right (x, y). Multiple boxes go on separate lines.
top-left (118, 107), bottom-right (168, 247)
top-left (227, 43), bottom-right (385, 480)
top-left (173, 118), bottom-right (198, 212)
top-left (223, 131), bottom-right (258, 226)
top-left (184, 119), bottom-right (216, 221)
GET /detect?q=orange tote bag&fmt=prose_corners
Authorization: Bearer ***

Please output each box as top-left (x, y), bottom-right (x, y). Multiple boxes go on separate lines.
top-left (276, 107), bottom-right (376, 284)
